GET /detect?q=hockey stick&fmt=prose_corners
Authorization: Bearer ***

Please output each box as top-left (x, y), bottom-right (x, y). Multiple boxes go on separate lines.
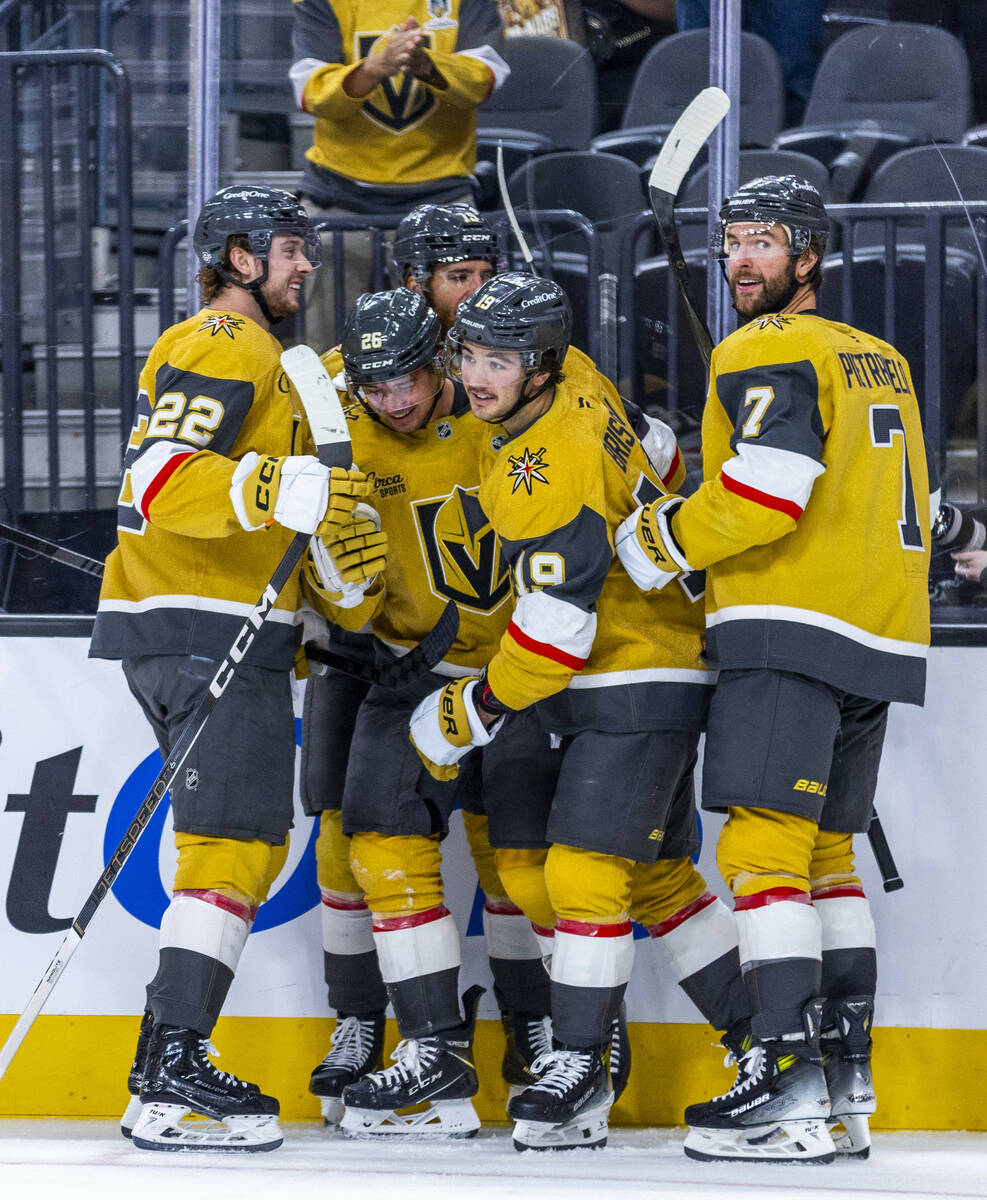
top-left (647, 87), bottom-right (731, 368)
top-left (0, 520), bottom-right (105, 578)
top-left (496, 141), bottom-right (535, 272)
top-left (303, 595), bottom-right (459, 688)
top-left (646, 91), bottom-right (905, 893)
top-left (0, 344), bottom-right (350, 1083)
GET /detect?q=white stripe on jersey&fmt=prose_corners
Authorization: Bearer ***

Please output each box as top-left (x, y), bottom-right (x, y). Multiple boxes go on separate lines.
top-left (566, 666), bottom-right (716, 689)
top-left (456, 45), bottom-right (510, 90)
top-left (721, 441), bottom-right (825, 510)
top-left (290, 56), bottom-right (328, 108)
top-left (512, 589), bottom-right (597, 662)
top-left (97, 594), bottom-right (300, 624)
top-left (129, 440), bottom-right (193, 515)
top-left (706, 603), bottom-right (928, 658)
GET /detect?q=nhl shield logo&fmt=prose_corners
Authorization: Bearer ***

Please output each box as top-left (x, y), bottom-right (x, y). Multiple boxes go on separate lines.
top-left (436, 420), bottom-right (452, 439)
top-left (185, 768), bottom-right (199, 792)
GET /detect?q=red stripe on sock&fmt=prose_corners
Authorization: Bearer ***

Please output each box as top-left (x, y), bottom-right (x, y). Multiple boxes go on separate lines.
top-left (321, 894), bottom-right (370, 912)
top-left (173, 888), bottom-right (252, 923)
top-left (484, 898), bottom-right (524, 916)
top-left (531, 923), bottom-right (555, 939)
top-left (647, 891), bottom-right (717, 938)
top-left (733, 888), bottom-right (811, 911)
top-left (372, 904), bottom-right (450, 933)
top-left (721, 470), bottom-right (803, 521)
top-left (811, 884), bottom-right (867, 902)
top-left (556, 917), bottom-right (633, 938)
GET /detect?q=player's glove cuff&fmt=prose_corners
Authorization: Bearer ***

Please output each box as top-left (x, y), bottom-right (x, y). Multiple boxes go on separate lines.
top-left (615, 495), bottom-right (692, 591)
top-left (409, 678), bottom-right (505, 782)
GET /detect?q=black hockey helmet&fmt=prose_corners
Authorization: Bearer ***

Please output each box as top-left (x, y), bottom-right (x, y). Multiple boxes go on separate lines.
top-left (716, 175), bottom-right (830, 259)
top-left (341, 288), bottom-right (443, 388)
top-left (392, 203), bottom-right (501, 289)
top-left (447, 272), bottom-right (572, 373)
top-left (193, 184), bottom-right (321, 276)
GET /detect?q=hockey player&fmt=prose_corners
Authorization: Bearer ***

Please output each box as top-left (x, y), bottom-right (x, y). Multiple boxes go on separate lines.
top-left (410, 273), bottom-right (750, 1151)
top-left (392, 201), bottom-right (501, 332)
top-left (615, 176), bottom-right (932, 1162)
top-left (90, 185), bottom-right (372, 1152)
top-left (303, 287), bottom-right (566, 1138)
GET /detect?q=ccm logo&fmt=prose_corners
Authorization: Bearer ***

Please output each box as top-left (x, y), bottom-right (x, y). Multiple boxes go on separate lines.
top-left (254, 456), bottom-right (279, 513)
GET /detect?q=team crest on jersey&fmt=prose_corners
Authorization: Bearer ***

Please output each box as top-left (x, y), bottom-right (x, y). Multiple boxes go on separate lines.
top-left (199, 313), bottom-right (245, 339)
top-left (507, 446), bottom-right (549, 495)
top-left (752, 315), bottom-right (794, 332)
top-left (424, 0), bottom-right (457, 29)
top-left (413, 485), bottom-right (511, 613)
top-left (358, 33), bottom-right (437, 132)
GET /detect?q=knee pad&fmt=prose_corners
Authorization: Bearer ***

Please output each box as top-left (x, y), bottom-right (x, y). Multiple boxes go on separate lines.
top-left (717, 806), bottom-right (817, 898)
top-left (493, 847), bottom-right (554, 929)
top-left (173, 832), bottom-right (289, 911)
top-left (545, 843), bottom-right (634, 923)
top-left (348, 831), bottom-right (444, 916)
top-left (461, 810), bottom-right (502, 900)
top-left (316, 810), bottom-right (362, 897)
top-left (809, 830), bottom-right (861, 892)
top-left (629, 856), bottom-right (709, 928)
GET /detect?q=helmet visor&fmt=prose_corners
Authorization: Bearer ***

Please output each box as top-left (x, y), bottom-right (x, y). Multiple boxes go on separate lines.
top-left (350, 366), bottom-right (442, 414)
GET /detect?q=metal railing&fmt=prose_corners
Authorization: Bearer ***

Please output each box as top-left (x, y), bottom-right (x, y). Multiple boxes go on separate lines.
top-left (0, 47), bottom-right (134, 518)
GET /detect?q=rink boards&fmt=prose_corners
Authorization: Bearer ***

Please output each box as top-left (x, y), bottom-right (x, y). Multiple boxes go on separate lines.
top-left (0, 634), bottom-right (985, 1129)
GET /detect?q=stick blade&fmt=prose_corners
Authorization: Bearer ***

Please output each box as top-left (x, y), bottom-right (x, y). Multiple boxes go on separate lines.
top-left (280, 344), bottom-right (351, 468)
top-left (649, 87), bottom-right (731, 200)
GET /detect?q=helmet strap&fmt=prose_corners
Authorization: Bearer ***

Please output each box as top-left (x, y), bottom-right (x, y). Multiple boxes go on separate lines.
top-left (217, 258), bottom-right (282, 326)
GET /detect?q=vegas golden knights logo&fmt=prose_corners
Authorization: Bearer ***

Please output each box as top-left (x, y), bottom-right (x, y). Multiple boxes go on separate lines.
top-left (414, 486), bottom-right (511, 612)
top-left (358, 33), bottom-right (437, 133)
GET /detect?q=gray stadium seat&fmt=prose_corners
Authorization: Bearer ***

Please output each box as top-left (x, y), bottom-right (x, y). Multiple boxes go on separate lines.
top-left (589, 29), bottom-right (785, 167)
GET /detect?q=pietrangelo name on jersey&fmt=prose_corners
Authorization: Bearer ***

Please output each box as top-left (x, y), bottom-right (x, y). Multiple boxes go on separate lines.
top-left (837, 350), bottom-right (911, 394)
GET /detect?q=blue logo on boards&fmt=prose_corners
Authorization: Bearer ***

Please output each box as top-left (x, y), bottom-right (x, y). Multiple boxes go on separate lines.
top-left (103, 719), bottom-right (319, 932)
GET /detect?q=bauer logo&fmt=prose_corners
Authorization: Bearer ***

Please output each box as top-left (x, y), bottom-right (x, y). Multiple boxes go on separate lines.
top-left (103, 719), bottom-right (318, 932)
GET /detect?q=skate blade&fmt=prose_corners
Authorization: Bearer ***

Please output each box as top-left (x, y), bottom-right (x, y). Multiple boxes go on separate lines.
top-left (512, 1095), bottom-right (612, 1152)
top-left (131, 1103), bottom-right (283, 1152)
top-left (828, 1113), bottom-right (871, 1158)
top-left (684, 1118), bottom-right (836, 1164)
top-left (120, 1094), bottom-right (142, 1140)
top-left (319, 1096), bottom-right (345, 1127)
top-left (340, 1099), bottom-right (480, 1140)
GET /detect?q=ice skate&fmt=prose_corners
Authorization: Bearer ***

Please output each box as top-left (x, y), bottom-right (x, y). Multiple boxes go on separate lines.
top-left (683, 1001), bottom-right (835, 1164)
top-left (508, 1045), bottom-right (614, 1151)
top-left (339, 986), bottom-right (483, 1139)
top-left (131, 1024), bottom-right (282, 1152)
top-left (824, 996), bottom-right (876, 1159)
top-left (309, 1013), bottom-right (385, 1125)
top-left (121, 1010), bottom-right (153, 1139)
top-left (609, 1002), bottom-right (631, 1102)
top-left (501, 1012), bottom-right (553, 1100)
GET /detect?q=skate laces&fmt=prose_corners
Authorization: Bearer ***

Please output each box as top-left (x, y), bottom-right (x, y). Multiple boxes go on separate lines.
top-left (519, 1016), bottom-right (553, 1064)
top-left (369, 1037), bottom-right (438, 1087)
top-left (527, 1049), bottom-right (593, 1097)
top-left (323, 1016), bottom-right (374, 1071)
top-left (713, 1044), bottom-right (766, 1101)
top-left (196, 1039), bottom-right (248, 1090)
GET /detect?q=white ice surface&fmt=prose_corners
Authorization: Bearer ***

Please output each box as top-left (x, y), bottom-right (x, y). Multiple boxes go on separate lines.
top-left (1, 1121), bottom-right (985, 1200)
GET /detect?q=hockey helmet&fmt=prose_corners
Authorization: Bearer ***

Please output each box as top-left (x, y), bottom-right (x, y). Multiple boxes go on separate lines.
top-left (716, 175), bottom-right (830, 259)
top-left (341, 288), bottom-right (443, 390)
top-left (392, 203), bottom-right (501, 288)
top-left (193, 185), bottom-right (321, 275)
top-left (447, 272), bottom-right (572, 375)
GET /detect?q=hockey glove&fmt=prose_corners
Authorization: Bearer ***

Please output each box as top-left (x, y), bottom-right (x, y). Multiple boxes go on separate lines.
top-left (231, 453), bottom-right (370, 535)
top-left (409, 677), bottom-right (506, 782)
top-left (615, 494), bottom-right (693, 591)
top-left (303, 510), bottom-right (387, 610)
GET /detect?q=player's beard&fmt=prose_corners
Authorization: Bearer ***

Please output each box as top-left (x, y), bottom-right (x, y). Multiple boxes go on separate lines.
top-left (729, 258), bottom-right (799, 321)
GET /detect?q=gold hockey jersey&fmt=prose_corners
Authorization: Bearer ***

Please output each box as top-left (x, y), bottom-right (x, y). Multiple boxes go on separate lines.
top-left (670, 312), bottom-right (931, 704)
top-left (322, 387), bottom-right (514, 671)
top-left (479, 376), bottom-right (712, 733)
top-left (90, 309), bottom-right (309, 668)
top-left (291, 0), bottom-right (507, 187)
